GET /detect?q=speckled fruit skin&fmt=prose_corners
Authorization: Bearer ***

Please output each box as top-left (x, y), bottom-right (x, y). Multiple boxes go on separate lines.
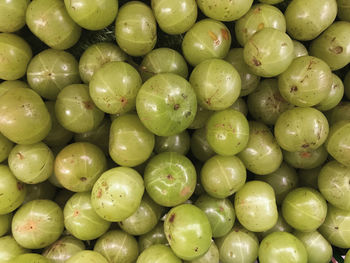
top-left (151, 0), bottom-right (197, 35)
top-left (42, 236), bottom-right (85, 262)
top-left (137, 244), bottom-right (182, 263)
top-left (91, 167), bottom-right (144, 222)
top-left (66, 250), bottom-right (108, 263)
top-left (0, 235), bottom-right (29, 262)
top-left (0, 87), bottom-right (52, 145)
top-left (0, 0), bottom-right (29, 33)
top-left (136, 73), bottom-right (197, 137)
top-left (115, 1), bottom-right (156, 57)
top-left (26, 0), bottom-right (81, 50)
top-left (184, 241), bottom-right (219, 263)
top-left (283, 145), bottom-right (328, 170)
top-left (144, 152), bottom-right (196, 207)
top-left (12, 200), bottom-right (64, 249)
top-left (274, 107), bottom-right (329, 152)
top-left (164, 204), bottom-right (212, 261)
top-left (182, 19), bottom-right (231, 66)
top-left (234, 181), bottom-right (278, 232)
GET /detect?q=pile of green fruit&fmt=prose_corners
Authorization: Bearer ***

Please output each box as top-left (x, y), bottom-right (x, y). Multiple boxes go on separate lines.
top-left (1, 0), bottom-right (350, 262)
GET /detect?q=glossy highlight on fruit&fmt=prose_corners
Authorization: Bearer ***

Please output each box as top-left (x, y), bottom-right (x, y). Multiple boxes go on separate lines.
top-left (66, 250), bottom-right (108, 263)
top-left (137, 244), bottom-right (181, 263)
top-left (0, 0), bottom-right (29, 33)
top-left (42, 236), bottom-right (85, 262)
top-left (0, 235), bottom-right (29, 262)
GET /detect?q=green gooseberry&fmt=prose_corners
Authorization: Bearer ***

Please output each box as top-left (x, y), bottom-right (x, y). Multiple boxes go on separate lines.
top-left (326, 120), bottom-right (350, 167)
top-left (23, 180), bottom-right (56, 204)
top-left (94, 230), bottom-right (139, 263)
top-left (338, 0), bottom-right (350, 22)
top-left (283, 145), bottom-right (328, 170)
top-left (138, 223), bottom-right (167, 252)
top-left (64, 0), bottom-right (118, 30)
top-left (229, 98), bottom-right (248, 116)
top-left (27, 49), bottom-right (81, 101)
top-left (346, 250), bottom-right (350, 263)
top-left (11, 253), bottom-right (51, 263)
top-left (258, 232), bottom-right (307, 263)
top-left (282, 187), bottom-right (327, 232)
top-left (310, 21), bottom-right (350, 70)
top-left (278, 56), bottom-right (332, 107)
top-left (294, 230), bottom-right (332, 263)
top-left (0, 213), bottom-right (12, 237)
top-left (54, 189), bottom-right (75, 208)
top-left (237, 121), bottom-right (283, 175)
top-left (155, 130), bottom-right (190, 155)
top-left (182, 19), bottom-right (231, 66)
top-left (0, 80), bottom-right (29, 96)
top-left (115, 1), bottom-right (156, 56)
top-left (234, 180), bottom-right (278, 232)
top-left (91, 167), bottom-right (144, 222)
top-left (243, 28), bottom-right (294, 78)
top-left (292, 40), bottom-right (308, 58)
top-left (285, 0), bottom-right (337, 41)
top-left (0, 0), bottom-right (29, 33)
top-left (144, 152), bottom-right (196, 207)
top-left (195, 194), bottom-right (235, 238)
top-left (318, 160), bottom-right (350, 211)
top-left (136, 244), bottom-right (181, 263)
top-left (344, 70), bottom-right (350, 100)
top-left (200, 155), bottom-right (246, 199)
top-left (0, 235), bottom-right (29, 263)
top-left (206, 109), bottom-right (249, 156)
top-left (259, 212), bottom-right (293, 240)
top-left (0, 165), bottom-right (26, 215)
top-left (55, 84), bottom-right (105, 133)
top-left (42, 236), bottom-right (85, 263)
top-left (190, 127), bottom-right (216, 162)
top-left (0, 132), bottom-right (13, 163)
top-left (136, 73), bottom-right (197, 136)
top-left (257, 162), bottom-right (298, 205)
top-left (316, 74), bottom-right (344, 111)
top-left (216, 224), bottom-right (259, 263)
top-left (0, 33), bottom-right (32, 81)
top-left (151, 0), bottom-right (197, 35)
top-left (259, 0), bottom-right (284, 4)
top-left (189, 59), bottom-right (241, 111)
top-left (319, 204), bottom-right (350, 248)
top-left (26, 0), bottom-right (81, 50)
top-left (298, 167), bottom-right (321, 189)
top-left (184, 241), bottom-right (219, 263)
top-left (235, 3), bottom-right (286, 46)
top-left (164, 204), bottom-right (212, 261)
top-left (64, 192), bottom-right (111, 240)
top-left (109, 114), bottom-right (155, 167)
top-left (12, 200), bottom-right (64, 249)
top-left (247, 79), bottom-right (294, 125)
top-left (274, 107), bottom-right (329, 152)
top-left (89, 61), bottom-right (141, 115)
top-left (139, 48), bottom-right (189, 82)
top-left (225, 48), bottom-right (260, 97)
top-left (326, 101), bottom-right (350, 125)
top-left (66, 251), bottom-right (108, 263)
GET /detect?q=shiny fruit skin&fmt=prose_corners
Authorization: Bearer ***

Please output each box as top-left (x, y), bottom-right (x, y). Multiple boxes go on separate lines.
top-left (316, 73), bottom-right (344, 112)
top-left (12, 253), bottom-right (51, 263)
top-left (155, 130), bottom-right (190, 156)
top-left (138, 222), bottom-right (167, 252)
top-left (66, 250), bottom-right (108, 263)
top-left (0, 132), bottom-right (14, 163)
top-left (0, 235), bottom-right (29, 262)
top-left (42, 236), bottom-right (85, 262)
top-left (190, 127), bottom-right (216, 162)
top-left (0, 213), bottom-right (12, 237)
top-left (283, 145), bottom-right (328, 170)
top-left (0, 0), bottom-right (29, 33)
top-left (136, 244), bottom-right (181, 263)
top-left (184, 241), bottom-right (219, 263)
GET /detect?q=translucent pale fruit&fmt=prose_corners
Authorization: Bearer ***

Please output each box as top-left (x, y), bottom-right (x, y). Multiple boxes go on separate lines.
top-left (0, 33), bottom-right (32, 81)
top-left (12, 253), bottom-right (51, 263)
top-left (234, 181), bottom-right (278, 232)
top-left (278, 56), bottom-right (332, 107)
top-left (140, 48), bottom-right (188, 82)
top-left (238, 121), bottom-right (282, 175)
top-left (89, 61), bottom-right (141, 115)
top-left (182, 19), bottom-right (231, 66)
top-left (316, 74), bottom-right (344, 112)
top-left (151, 0), bottom-right (197, 35)
top-left (200, 155), bottom-right (246, 198)
top-left (184, 241), bottom-right (219, 263)
top-left (144, 152), bottom-right (196, 207)
top-left (285, 0), bottom-right (337, 41)
top-left (109, 114), bottom-right (155, 167)
top-left (94, 230), bottom-right (139, 263)
top-left (216, 224), bottom-right (259, 263)
top-left (164, 204), bottom-right (212, 261)
top-left (243, 28), bottom-right (294, 78)
top-left (26, 0), bottom-right (81, 50)
top-left (310, 21), bottom-right (350, 70)
top-left (190, 127), bottom-right (215, 162)
top-left (55, 142), bottom-right (107, 192)
top-left (0, 132), bottom-right (13, 163)
top-left (195, 194), bottom-right (235, 238)
top-left (115, 1), bottom-right (156, 56)
top-left (0, 235), bottom-right (29, 262)
top-left (338, 0), bottom-right (350, 22)
top-left (318, 160), bottom-right (350, 211)
top-left (12, 200), bottom-right (64, 249)
top-left (64, 0), bottom-right (118, 30)
top-left (27, 49), bottom-right (81, 101)
top-left (0, 0), bottom-right (28, 32)
top-left (189, 59), bottom-right (241, 111)
top-left (283, 145), bottom-right (328, 170)
top-left (274, 107), bottom-right (329, 152)
top-left (259, 212), bottom-right (293, 239)
top-left (293, 40), bottom-right (309, 58)
top-left (258, 232), bottom-right (307, 263)
top-left (206, 109), bottom-right (249, 156)
top-left (319, 204), bottom-right (350, 248)
top-left (224, 48), bottom-right (260, 97)
top-left (282, 187), bottom-right (327, 232)
top-left (66, 251), bottom-right (108, 263)
top-left (139, 223), bottom-right (167, 252)
top-left (294, 230), bottom-right (333, 263)
top-left (0, 165), bottom-right (26, 215)
top-left (136, 244), bottom-right (181, 263)
top-left (247, 79), bottom-right (293, 125)
top-left (155, 130), bottom-right (190, 156)
top-left (91, 167), bottom-right (144, 222)
top-left (235, 3), bottom-right (286, 46)
top-left (136, 73), bottom-right (197, 136)
top-left (42, 236), bottom-right (85, 263)
top-left (0, 213), bottom-right (11, 237)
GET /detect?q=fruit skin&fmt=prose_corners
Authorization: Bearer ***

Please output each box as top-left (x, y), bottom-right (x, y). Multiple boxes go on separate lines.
top-left (234, 181), bottom-right (278, 232)
top-left (259, 212), bottom-right (293, 239)
top-left (11, 253), bottom-right (51, 263)
top-left (184, 241), bottom-right (219, 263)
top-left (316, 73), bottom-right (344, 112)
top-left (346, 250), bottom-right (350, 263)
top-left (26, 0), bottom-right (81, 50)
top-left (0, 0), bottom-right (29, 33)
top-left (0, 235), bottom-right (29, 263)
top-left (115, 1), bottom-right (156, 56)
top-left (164, 204), bottom-right (212, 261)
top-left (283, 145), bottom-right (328, 170)
top-left (0, 213), bottom-right (12, 237)
top-left (338, 0), bottom-right (350, 22)
top-left (66, 250), bottom-right (108, 263)
top-left (0, 33), bottom-right (32, 80)
top-left (138, 222), bottom-right (167, 252)
top-left (155, 130), bottom-right (190, 156)
top-left (136, 244), bottom-right (182, 263)
top-left (190, 127), bottom-right (215, 162)
top-left (0, 132), bottom-right (14, 163)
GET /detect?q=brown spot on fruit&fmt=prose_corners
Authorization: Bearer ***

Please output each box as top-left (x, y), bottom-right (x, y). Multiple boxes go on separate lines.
top-left (209, 31), bottom-right (220, 46)
top-left (168, 234), bottom-right (172, 240)
top-left (120, 97), bottom-right (128, 106)
top-left (221, 28), bottom-right (229, 40)
top-left (169, 213), bottom-right (176, 223)
top-left (329, 46), bottom-right (343, 54)
top-left (167, 174), bottom-right (174, 180)
top-left (174, 104), bottom-right (180, 110)
top-left (302, 143), bottom-right (310, 148)
top-left (194, 247), bottom-right (198, 252)
top-left (16, 152), bottom-right (24, 160)
top-left (252, 57), bottom-right (261, 66)
top-left (18, 220), bottom-right (36, 232)
top-left (258, 23), bottom-right (265, 30)
top-left (80, 177), bottom-right (87, 182)
top-left (83, 101), bottom-right (94, 110)
top-left (219, 206), bottom-right (224, 212)
top-left (290, 86), bottom-right (298, 93)
top-left (17, 182), bottom-right (24, 191)
top-left (97, 189), bottom-right (102, 198)
top-left (73, 210), bottom-right (79, 217)
top-left (300, 152), bottom-right (311, 158)
top-left (180, 186), bottom-right (191, 196)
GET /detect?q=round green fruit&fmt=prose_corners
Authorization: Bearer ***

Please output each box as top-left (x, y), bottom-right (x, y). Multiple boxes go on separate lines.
top-left (137, 244), bottom-right (181, 263)
top-left (155, 130), bottom-right (190, 156)
top-left (23, 181), bottom-right (56, 204)
top-left (283, 145), bottom-right (328, 170)
top-left (138, 223), bottom-right (167, 252)
top-left (12, 253), bottom-right (51, 263)
top-left (184, 241), bottom-right (219, 263)
top-left (293, 40), bottom-right (309, 58)
top-left (66, 251), bottom-right (108, 263)
top-left (259, 212), bottom-right (293, 239)
top-left (0, 132), bottom-right (13, 163)
top-left (0, 0), bottom-right (28, 33)
top-left (298, 167), bottom-right (321, 189)
top-left (316, 74), bottom-right (344, 111)
top-left (0, 213), bottom-right (11, 237)
top-left (190, 128), bottom-right (215, 162)
top-left (0, 235), bottom-right (29, 263)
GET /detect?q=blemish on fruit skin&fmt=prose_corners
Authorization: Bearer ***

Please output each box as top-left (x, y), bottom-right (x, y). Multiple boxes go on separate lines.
top-left (180, 186), bottom-right (191, 196)
top-left (221, 29), bottom-right (229, 40)
top-left (97, 189), bottom-right (102, 198)
top-left (83, 101), bottom-right (94, 110)
top-left (290, 86), bottom-right (298, 93)
top-left (17, 182), bottom-right (24, 191)
top-left (252, 57), bottom-right (261, 66)
top-left (73, 210), bottom-right (80, 217)
top-left (169, 213), bottom-right (176, 223)
top-left (167, 174), bottom-right (174, 180)
top-left (209, 31), bottom-right (220, 46)
top-left (16, 152), bottom-right (24, 160)
top-left (300, 151), bottom-right (311, 158)
top-left (80, 177), bottom-right (87, 182)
